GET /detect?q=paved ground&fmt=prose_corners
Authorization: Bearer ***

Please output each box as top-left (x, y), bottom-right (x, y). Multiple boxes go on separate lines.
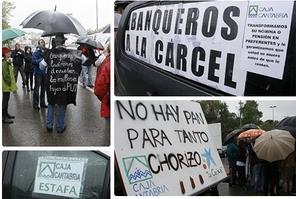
top-left (3, 67), bottom-right (110, 146)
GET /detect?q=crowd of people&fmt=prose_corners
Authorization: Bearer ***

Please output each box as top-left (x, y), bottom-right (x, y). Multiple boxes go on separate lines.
top-left (2, 34), bottom-right (110, 134)
top-left (227, 136), bottom-right (296, 196)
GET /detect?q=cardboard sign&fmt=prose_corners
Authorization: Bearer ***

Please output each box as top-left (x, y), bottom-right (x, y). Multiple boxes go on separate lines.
top-left (125, 1), bottom-right (248, 95)
top-left (33, 156), bottom-right (88, 198)
top-left (208, 123), bottom-right (222, 150)
top-left (240, 1), bottom-right (294, 79)
top-left (115, 100), bottom-right (227, 196)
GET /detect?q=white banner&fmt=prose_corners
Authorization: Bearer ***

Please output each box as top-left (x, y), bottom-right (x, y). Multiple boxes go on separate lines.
top-left (240, 0), bottom-right (294, 79)
top-left (115, 100), bottom-right (227, 196)
top-left (125, 1), bottom-right (248, 95)
top-left (33, 156), bottom-right (88, 198)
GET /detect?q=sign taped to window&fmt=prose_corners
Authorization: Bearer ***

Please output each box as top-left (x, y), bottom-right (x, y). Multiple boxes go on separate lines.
top-left (115, 100), bottom-right (227, 196)
top-left (33, 156), bottom-right (88, 198)
top-left (125, 1), bottom-right (248, 95)
top-left (240, 1), bottom-right (294, 79)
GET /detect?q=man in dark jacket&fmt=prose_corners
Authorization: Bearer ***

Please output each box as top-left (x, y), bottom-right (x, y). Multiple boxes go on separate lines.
top-left (11, 43), bottom-right (26, 87)
top-left (40, 34), bottom-right (86, 133)
top-left (32, 39), bottom-right (47, 110)
top-left (227, 137), bottom-right (238, 186)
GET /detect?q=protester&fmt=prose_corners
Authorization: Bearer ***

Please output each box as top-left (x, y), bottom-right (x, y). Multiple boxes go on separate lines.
top-left (236, 140), bottom-right (247, 187)
top-left (11, 43), bottom-right (26, 87)
top-left (279, 151), bottom-right (296, 195)
top-left (226, 137), bottom-right (238, 186)
top-left (24, 46), bottom-right (34, 92)
top-left (2, 47), bottom-right (17, 124)
top-left (250, 146), bottom-right (264, 193)
top-left (94, 44), bottom-right (110, 137)
top-left (40, 34), bottom-right (86, 133)
top-left (263, 161), bottom-right (280, 196)
top-left (32, 39), bottom-right (47, 110)
top-left (80, 45), bottom-right (96, 88)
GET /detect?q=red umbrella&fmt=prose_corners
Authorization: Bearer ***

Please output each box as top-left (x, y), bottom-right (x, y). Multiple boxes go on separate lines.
top-left (238, 129), bottom-right (265, 140)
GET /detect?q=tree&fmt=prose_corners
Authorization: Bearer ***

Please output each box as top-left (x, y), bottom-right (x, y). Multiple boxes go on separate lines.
top-left (260, 120), bottom-right (279, 131)
top-left (240, 101), bottom-right (263, 125)
top-left (199, 101), bottom-right (239, 140)
top-left (2, 0), bottom-right (15, 29)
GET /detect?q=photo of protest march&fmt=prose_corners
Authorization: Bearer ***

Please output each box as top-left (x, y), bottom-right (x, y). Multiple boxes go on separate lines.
top-left (114, 100), bottom-right (296, 196)
top-left (2, 0), bottom-right (111, 146)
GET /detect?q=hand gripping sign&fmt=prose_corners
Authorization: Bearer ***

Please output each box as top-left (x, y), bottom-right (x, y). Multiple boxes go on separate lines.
top-left (115, 100), bottom-right (227, 196)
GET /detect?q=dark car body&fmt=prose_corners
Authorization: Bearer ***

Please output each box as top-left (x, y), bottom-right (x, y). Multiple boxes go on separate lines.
top-left (115, 1), bottom-right (296, 96)
top-left (3, 151), bottom-right (110, 199)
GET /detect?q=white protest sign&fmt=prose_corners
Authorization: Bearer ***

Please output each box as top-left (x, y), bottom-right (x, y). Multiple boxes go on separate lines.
top-left (125, 1), bottom-right (248, 95)
top-left (115, 100), bottom-right (227, 196)
top-left (208, 123), bottom-right (222, 150)
top-left (240, 1), bottom-right (294, 79)
top-left (33, 156), bottom-right (88, 198)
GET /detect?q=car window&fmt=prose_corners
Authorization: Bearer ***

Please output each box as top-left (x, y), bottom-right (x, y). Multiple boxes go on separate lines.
top-left (10, 151), bottom-right (108, 199)
top-left (117, 1), bottom-right (296, 96)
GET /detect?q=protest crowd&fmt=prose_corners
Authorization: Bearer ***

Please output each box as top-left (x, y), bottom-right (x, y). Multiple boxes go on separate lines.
top-left (225, 118), bottom-right (296, 196)
top-left (2, 32), bottom-right (110, 134)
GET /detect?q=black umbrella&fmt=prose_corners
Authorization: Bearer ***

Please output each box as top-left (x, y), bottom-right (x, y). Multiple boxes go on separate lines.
top-left (223, 129), bottom-right (243, 145)
top-left (20, 10), bottom-right (86, 36)
top-left (241, 123), bottom-right (259, 131)
top-left (76, 35), bottom-right (104, 49)
top-left (223, 123), bottom-right (259, 145)
top-left (276, 116), bottom-right (296, 138)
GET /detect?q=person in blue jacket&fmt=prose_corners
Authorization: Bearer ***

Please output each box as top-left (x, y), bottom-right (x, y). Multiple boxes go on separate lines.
top-left (32, 39), bottom-right (47, 110)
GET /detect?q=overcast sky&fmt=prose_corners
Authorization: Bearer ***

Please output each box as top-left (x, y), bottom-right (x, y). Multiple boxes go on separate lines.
top-left (9, 0), bottom-right (112, 31)
top-left (225, 100), bottom-right (296, 122)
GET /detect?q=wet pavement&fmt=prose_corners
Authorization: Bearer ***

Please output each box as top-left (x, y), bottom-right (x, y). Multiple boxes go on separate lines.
top-left (3, 67), bottom-right (110, 146)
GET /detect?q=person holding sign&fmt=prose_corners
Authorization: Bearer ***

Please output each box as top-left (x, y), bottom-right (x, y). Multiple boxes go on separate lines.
top-left (40, 34), bottom-right (86, 133)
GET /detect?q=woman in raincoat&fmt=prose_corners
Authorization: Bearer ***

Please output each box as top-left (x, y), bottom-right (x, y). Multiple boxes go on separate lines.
top-left (94, 44), bottom-right (110, 139)
top-left (2, 47), bottom-right (17, 124)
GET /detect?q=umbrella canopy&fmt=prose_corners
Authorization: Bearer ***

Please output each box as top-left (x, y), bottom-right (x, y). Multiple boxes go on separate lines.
top-left (253, 129), bottom-right (295, 162)
top-left (20, 10), bottom-right (86, 36)
top-left (2, 28), bottom-right (26, 42)
top-left (276, 116), bottom-right (296, 138)
top-left (76, 35), bottom-right (104, 49)
top-left (223, 124), bottom-right (259, 145)
top-left (241, 123), bottom-right (259, 131)
top-left (238, 129), bottom-right (265, 140)
top-left (223, 129), bottom-right (243, 145)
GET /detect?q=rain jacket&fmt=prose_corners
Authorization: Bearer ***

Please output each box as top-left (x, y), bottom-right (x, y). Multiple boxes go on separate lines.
top-left (11, 49), bottom-right (24, 66)
top-left (32, 47), bottom-right (46, 76)
top-left (94, 55), bottom-right (110, 118)
top-left (2, 58), bottom-right (17, 92)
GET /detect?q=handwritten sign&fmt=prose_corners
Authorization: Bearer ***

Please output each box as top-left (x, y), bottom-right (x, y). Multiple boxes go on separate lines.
top-left (33, 156), bottom-right (87, 198)
top-left (240, 1), bottom-right (294, 79)
top-left (115, 100), bottom-right (227, 196)
top-left (45, 49), bottom-right (82, 105)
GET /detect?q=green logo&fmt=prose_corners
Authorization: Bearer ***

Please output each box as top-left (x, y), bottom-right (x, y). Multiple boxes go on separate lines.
top-left (249, 5), bottom-right (258, 17)
top-left (122, 155), bottom-right (153, 184)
